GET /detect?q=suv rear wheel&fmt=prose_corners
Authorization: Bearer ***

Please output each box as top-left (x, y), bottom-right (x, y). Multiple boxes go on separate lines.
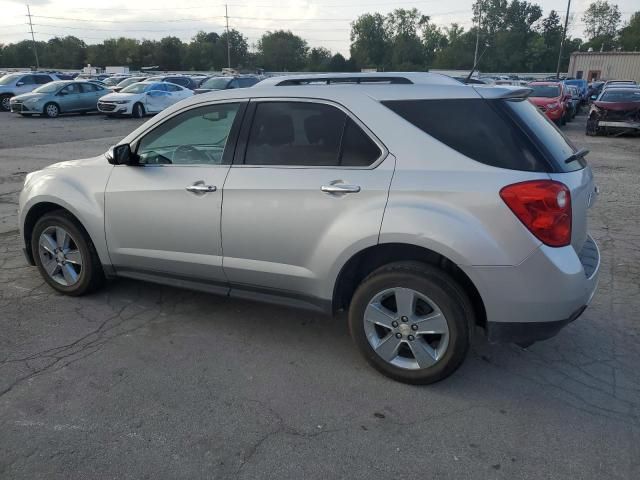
top-left (348, 262), bottom-right (472, 384)
top-left (31, 211), bottom-right (105, 296)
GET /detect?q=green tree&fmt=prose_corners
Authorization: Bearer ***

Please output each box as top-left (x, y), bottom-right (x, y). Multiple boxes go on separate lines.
top-left (350, 13), bottom-right (390, 70)
top-left (257, 30), bottom-right (308, 71)
top-left (386, 8), bottom-right (429, 69)
top-left (619, 12), bottom-right (640, 50)
top-left (582, 1), bottom-right (621, 50)
top-left (307, 47), bottom-right (332, 71)
top-left (156, 36), bottom-right (186, 70)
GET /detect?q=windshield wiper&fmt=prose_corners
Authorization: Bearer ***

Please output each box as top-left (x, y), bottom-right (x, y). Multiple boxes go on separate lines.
top-left (565, 148), bottom-right (589, 164)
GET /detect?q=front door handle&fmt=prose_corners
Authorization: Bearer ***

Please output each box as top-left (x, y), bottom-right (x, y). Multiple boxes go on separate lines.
top-left (186, 182), bottom-right (217, 194)
top-left (321, 184), bottom-right (361, 194)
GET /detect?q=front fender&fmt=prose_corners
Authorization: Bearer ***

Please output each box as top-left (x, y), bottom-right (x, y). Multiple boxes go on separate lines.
top-left (19, 158), bottom-right (113, 265)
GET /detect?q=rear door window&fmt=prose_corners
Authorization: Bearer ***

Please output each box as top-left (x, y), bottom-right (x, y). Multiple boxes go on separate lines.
top-left (244, 101), bottom-right (381, 167)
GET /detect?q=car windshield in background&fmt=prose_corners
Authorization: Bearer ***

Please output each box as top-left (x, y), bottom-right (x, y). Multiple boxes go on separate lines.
top-left (33, 82), bottom-right (64, 93)
top-left (117, 77), bottom-right (144, 88)
top-left (201, 77), bottom-right (230, 90)
top-left (103, 77), bottom-right (124, 86)
top-left (0, 74), bottom-right (22, 85)
top-left (600, 90), bottom-right (640, 102)
top-left (121, 83), bottom-right (148, 94)
top-left (529, 85), bottom-right (560, 98)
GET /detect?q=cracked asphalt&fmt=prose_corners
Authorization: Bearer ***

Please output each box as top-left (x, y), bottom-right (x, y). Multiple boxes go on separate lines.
top-left (1, 111), bottom-right (639, 479)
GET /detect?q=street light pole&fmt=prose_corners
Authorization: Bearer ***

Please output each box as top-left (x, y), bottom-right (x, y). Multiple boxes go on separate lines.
top-left (556, 0), bottom-right (571, 79)
top-left (225, 4), bottom-right (231, 69)
top-left (26, 4), bottom-right (40, 69)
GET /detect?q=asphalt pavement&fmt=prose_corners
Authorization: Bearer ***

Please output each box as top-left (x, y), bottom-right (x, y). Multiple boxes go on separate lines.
top-left (0, 110), bottom-right (638, 479)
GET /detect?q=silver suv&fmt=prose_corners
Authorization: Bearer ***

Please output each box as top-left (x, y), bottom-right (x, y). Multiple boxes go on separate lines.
top-left (18, 73), bottom-right (600, 384)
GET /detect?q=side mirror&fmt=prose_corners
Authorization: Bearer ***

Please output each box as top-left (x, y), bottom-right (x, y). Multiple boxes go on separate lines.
top-left (106, 144), bottom-right (136, 165)
top-left (16, 81), bottom-right (24, 87)
top-left (590, 95), bottom-right (597, 100)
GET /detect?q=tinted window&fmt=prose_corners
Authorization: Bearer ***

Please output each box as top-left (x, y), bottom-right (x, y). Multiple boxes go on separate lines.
top-left (245, 102), bottom-right (344, 166)
top-left (529, 85), bottom-right (560, 98)
top-left (382, 99), bottom-right (550, 172)
top-left (80, 83), bottom-right (100, 92)
top-left (35, 75), bottom-right (52, 84)
top-left (340, 118), bottom-right (381, 167)
top-left (238, 77), bottom-right (258, 88)
top-left (165, 83), bottom-right (181, 92)
top-left (504, 99), bottom-right (583, 172)
top-left (166, 77), bottom-right (188, 87)
top-left (201, 77), bottom-right (230, 90)
top-left (20, 75), bottom-right (36, 85)
top-left (61, 83), bottom-right (81, 94)
top-left (136, 103), bottom-right (240, 166)
top-left (600, 90), bottom-right (640, 102)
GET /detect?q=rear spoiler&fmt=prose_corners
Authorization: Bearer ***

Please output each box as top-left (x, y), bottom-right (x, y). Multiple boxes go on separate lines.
top-left (473, 86), bottom-right (533, 100)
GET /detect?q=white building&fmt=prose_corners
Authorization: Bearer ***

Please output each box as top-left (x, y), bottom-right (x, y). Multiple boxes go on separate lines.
top-left (567, 52), bottom-right (640, 83)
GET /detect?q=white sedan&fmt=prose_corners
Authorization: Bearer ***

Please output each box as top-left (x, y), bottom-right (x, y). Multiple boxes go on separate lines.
top-left (97, 81), bottom-right (193, 117)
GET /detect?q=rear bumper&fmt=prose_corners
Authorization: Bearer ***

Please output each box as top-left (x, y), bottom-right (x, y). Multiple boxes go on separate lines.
top-left (462, 235), bottom-right (600, 344)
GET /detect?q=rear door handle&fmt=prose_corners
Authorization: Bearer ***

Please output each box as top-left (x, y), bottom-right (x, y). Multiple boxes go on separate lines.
top-left (321, 184), bottom-right (361, 194)
top-left (186, 182), bottom-right (217, 194)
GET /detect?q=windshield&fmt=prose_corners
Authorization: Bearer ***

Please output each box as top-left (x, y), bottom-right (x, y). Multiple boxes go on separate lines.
top-left (0, 74), bottom-right (22, 86)
top-left (201, 77), bottom-right (230, 90)
top-left (121, 83), bottom-right (149, 94)
top-left (529, 85), bottom-right (560, 98)
top-left (600, 90), bottom-right (640, 102)
top-left (33, 81), bottom-right (65, 93)
top-left (117, 77), bottom-right (144, 88)
top-left (103, 77), bottom-right (124, 86)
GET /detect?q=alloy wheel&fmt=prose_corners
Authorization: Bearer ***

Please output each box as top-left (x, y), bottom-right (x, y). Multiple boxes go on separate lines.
top-left (1, 96), bottom-right (10, 111)
top-left (46, 104), bottom-right (59, 118)
top-left (37, 226), bottom-right (83, 286)
top-left (363, 287), bottom-right (450, 370)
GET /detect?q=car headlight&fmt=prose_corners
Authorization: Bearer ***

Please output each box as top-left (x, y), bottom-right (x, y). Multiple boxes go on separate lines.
top-left (547, 102), bottom-right (559, 109)
top-left (113, 100), bottom-right (131, 104)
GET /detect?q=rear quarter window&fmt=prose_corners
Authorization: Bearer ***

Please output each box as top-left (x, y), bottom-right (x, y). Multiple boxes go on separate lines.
top-left (382, 98), bottom-right (583, 173)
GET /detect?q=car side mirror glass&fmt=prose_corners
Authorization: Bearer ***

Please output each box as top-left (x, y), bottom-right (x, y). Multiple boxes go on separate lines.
top-left (106, 144), bottom-right (136, 166)
top-left (16, 82), bottom-right (24, 87)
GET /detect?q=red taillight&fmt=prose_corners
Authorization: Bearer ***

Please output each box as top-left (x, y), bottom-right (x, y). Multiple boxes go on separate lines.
top-left (500, 180), bottom-right (572, 247)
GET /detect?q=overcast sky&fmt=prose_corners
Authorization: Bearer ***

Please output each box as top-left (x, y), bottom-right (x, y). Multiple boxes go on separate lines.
top-left (1, 0), bottom-right (637, 56)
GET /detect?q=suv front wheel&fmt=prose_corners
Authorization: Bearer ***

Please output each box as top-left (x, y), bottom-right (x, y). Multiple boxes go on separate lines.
top-left (31, 211), bottom-right (105, 296)
top-left (348, 262), bottom-right (472, 384)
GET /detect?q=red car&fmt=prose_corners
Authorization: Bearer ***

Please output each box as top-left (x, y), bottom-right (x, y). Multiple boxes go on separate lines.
top-left (586, 88), bottom-right (640, 136)
top-left (527, 82), bottom-right (569, 125)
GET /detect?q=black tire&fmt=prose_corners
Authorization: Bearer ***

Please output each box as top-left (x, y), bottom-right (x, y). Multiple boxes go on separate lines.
top-left (586, 115), bottom-right (601, 136)
top-left (348, 262), bottom-right (473, 385)
top-left (31, 210), bottom-right (105, 296)
top-left (132, 102), bottom-right (144, 118)
top-left (1, 94), bottom-right (13, 112)
top-left (43, 102), bottom-right (60, 118)
top-left (560, 113), bottom-right (567, 126)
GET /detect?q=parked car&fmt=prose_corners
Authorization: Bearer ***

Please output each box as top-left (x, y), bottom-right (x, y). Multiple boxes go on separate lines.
top-left (527, 81), bottom-right (569, 125)
top-left (102, 76), bottom-right (130, 87)
top-left (603, 80), bottom-right (637, 88)
top-left (564, 79), bottom-right (588, 102)
top-left (18, 72), bottom-right (600, 384)
top-left (194, 75), bottom-right (259, 94)
top-left (151, 75), bottom-right (201, 90)
top-left (586, 88), bottom-right (640, 136)
top-left (565, 85), bottom-right (581, 119)
top-left (111, 76), bottom-right (149, 93)
top-left (0, 72), bottom-right (60, 111)
top-left (97, 80), bottom-right (193, 117)
top-left (9, 80), bottom-right (109, 118)
top-left (587, 81), bottom-right (605, 102)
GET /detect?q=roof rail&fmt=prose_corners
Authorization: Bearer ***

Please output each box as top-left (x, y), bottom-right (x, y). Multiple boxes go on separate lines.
top-left (256, 72), bottom-right (461, 87)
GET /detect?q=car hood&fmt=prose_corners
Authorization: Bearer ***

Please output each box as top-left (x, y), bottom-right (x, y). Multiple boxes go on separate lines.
top-left (99, 92), bottom-right (141, 102)
top-left (529, 96), bottom-right (561, 106)
top-left (13, 92), bottom-right (48, 102)
top-left (593, 101), bottom-right (640, 111)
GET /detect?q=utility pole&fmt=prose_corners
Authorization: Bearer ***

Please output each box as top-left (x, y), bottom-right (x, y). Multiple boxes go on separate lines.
top-left (474, 8), bottom-right (482, 70)
top-left (26, 4), bottom-right (40, 70)
top-left (225, 4), bottom-right (231, 69)
top-left (556, 0), bottom-right (571, 79)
